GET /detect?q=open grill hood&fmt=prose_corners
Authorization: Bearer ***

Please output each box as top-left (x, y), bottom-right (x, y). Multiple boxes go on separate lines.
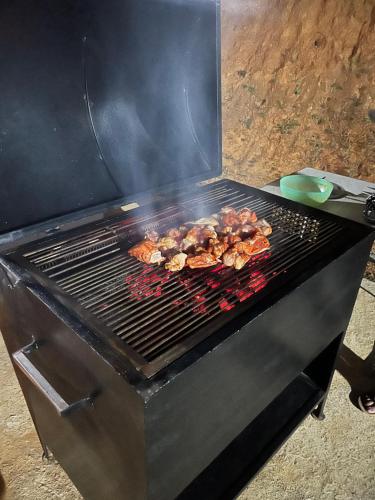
top-left (0, 0), bottom-right (221, 236)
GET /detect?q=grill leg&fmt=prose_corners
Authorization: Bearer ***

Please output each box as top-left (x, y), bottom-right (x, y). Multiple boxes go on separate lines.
top-left (312, 399), bottom-right (327, 421)
top-left (308, 331), bottom-right (346, 421)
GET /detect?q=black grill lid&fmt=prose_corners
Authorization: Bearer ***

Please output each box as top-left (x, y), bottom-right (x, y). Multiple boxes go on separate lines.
top-left (0, 0), bottom-right (221, 235)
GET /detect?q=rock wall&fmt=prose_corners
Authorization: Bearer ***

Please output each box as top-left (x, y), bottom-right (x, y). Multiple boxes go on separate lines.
top-left (221, 0), bottom-right (375, 186)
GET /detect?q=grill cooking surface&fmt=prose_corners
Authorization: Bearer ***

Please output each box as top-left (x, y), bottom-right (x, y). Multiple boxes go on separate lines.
top-left (22, 181), bottom-right (343, 375)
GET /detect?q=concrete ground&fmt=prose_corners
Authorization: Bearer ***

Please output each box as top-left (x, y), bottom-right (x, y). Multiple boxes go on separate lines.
top-left (0, 280), bottom-right (374, 500)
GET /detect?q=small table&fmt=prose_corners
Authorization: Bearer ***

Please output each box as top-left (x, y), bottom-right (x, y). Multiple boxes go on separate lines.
top-left (261, 167), bottom-right (375, 227)
top-left (262, 166), bottom-right (374, 423)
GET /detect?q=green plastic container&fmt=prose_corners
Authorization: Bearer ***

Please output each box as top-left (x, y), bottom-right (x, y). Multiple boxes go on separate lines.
top-left (280, 174), bottom-right (333, 206)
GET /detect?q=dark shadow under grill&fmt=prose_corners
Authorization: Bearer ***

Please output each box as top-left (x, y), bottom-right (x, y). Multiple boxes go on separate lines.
top-left (22, 181), bottom-right (343, 375)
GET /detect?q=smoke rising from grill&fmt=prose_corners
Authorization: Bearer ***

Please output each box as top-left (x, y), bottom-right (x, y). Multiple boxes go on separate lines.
top-left (83, 0), bottom-right (221, 225)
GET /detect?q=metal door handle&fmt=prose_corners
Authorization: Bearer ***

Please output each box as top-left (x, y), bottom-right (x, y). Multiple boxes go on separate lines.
top-left (12, 344), bottom-right (93, 416)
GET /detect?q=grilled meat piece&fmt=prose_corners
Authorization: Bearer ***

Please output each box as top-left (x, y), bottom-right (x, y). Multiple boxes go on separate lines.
top-left (220, 206), bottom-right (236, 214)
top-left (233, 240), bottom-right (254, 256)
top-left (220, 206), bottom-right (240, 226)
top-left (144, 230), bottom-right (159, 243)
top-left (219, 225), bottom-right (233, 235)
top-left (245, 234), bottom-right (271, 254)
top-left (199, 226), bottom-right (217, 244)
top-left (222, 248), bottom-right (238, 267)
top-left (181, 227), bottom-right (201, 251)
top-left (234, 253), bottom-right (251, 270)
top-left (186, 227), bottom-right (201, 241)
top-left (158, 236), bottom-right (179, 252)
top-left (186, 253), bottom-right (219, 269)
top-left (234, 224), bottom-right (257, 237)
top-left (165, 252), bottom-right (187, 272)
top-left (166, 228), bottom-right (182, 239)
top-left (254, 218), bottom-right (272, 236)
top-left (221, 211), bottom-right (240, 227)
top-left (207, 238), bottom-right (229, 258)
top-left (223, 248), bottom-right (251, 270)
top-left (128, 240), bottom-right (164, 264)
top-left (194, 245), bottom-right (207, 253)
top-left (238, 207), bottom-right (257, 224)
top-left (227, 233), bottom-right (242, 246)
top-left (226, 235), bottom-right (270, 264)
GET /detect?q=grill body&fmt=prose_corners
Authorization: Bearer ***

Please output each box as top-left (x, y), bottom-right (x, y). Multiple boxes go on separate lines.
top-left (0, 180), bottom-right (373, 500)
top-left (2, 2), bottom-right (373, 498)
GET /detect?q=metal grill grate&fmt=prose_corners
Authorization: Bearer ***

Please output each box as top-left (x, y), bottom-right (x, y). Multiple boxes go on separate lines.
top-left (23, 181), bottom-right (343, 372)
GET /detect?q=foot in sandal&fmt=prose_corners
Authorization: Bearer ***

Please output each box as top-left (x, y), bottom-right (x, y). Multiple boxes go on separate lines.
top-left (358, 393), bottom-right (375, 414)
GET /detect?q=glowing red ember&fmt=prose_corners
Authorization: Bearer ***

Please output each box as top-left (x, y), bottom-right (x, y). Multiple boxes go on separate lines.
top-left (218, 298), bottom-right (235, 311)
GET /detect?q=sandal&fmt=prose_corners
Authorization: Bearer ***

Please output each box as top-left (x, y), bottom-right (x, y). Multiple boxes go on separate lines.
top-left (358, 393), bottom-right (375, 414)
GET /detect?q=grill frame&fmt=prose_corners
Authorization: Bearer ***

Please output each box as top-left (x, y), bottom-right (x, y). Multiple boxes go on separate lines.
top-left (6, 179), bottom-right (372, 379)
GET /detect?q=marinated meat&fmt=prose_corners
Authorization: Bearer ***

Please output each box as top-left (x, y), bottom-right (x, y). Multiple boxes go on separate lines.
top-left (194, 245), bottom-right (207, 253)
top-left (238, 207), bottom-right (257, 224)
top-left (234, 253), bottom-right (251, 270)
top-left (245, 234), bottom-right (271, 254)
top-left (129, 205), bottom-right (272, 271)
top-left (165, 253), bottom-right (188, 272)
top-left (128, 240), bottom-right (164, 264)
top-left (181, 227), bottom-right (201, 251)
top-left (207, 238), bottom-right (229, 258)
top-left (144, 230), bottom-right (159, 243)
top-left (158, 236), bottom-right (179, 252)
top-left (222, 248), bottom-right (238, 267)
top-left (221, 211), bottom-right (240, 227)
top-left (233, 240), bottom-right (254, 256)
top-left (219, 226), bottom-right (233, 235)
top-left (199, 226), bottom-right (217, 244)
top-left (234, 224), bottom-right (257, 238)
top-left (186, 253), bottom-right (219, 269)
top-left (166, 228), bottom-right (182, 239)
top-left (220, 206), bottom-right (236, 214)
top-left (227, 233), bottom-right (242, 246)
top-left (254, 219), bottom-right (272, 236)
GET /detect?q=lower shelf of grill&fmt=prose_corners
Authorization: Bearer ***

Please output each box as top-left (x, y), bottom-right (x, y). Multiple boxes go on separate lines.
top-left (178, 372), bottom-right (324, 500)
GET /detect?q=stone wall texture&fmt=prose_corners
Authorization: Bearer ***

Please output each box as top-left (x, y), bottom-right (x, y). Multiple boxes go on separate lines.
top-left (222, 0), bottom-right (375, 186)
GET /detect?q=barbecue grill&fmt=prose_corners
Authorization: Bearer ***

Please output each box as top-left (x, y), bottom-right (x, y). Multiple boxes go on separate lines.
top-left (0, 1), bottom-right (373, 500)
